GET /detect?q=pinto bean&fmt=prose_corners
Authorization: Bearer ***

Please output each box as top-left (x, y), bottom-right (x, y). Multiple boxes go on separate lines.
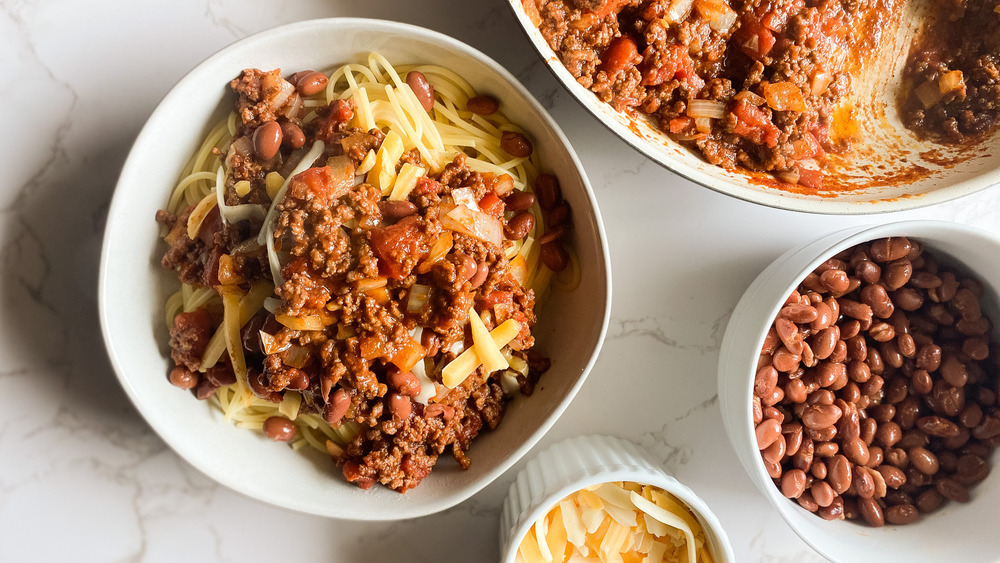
top-left (504, 190), bottom-right (536, 212)
top-left (466, 95), bottom-right (499, 115)
top-left (253, 121), bottom-right (283, 160)
top-left (295, 71), bottom-right (328, 96)
top-left (500, 131), bottom-right (533, 157)
top-left (280, 121), bottom-right (306, 149)
top-left (406, 71), bottom-right (435, 111)
top-left (263, 416), bottom-right (297, 441)
top-left (506, 211), bottom-right (535, 240)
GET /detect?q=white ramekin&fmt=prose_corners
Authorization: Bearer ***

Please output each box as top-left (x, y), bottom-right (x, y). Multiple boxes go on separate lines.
top-left (500, 434), bottom-right (734, 562)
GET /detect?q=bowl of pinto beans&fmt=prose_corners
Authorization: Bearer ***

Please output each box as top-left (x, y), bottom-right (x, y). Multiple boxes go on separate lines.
top-left (719, 220), bottom-right (1000, 562)
top-left (510, 0), bottom-right (1000, 213)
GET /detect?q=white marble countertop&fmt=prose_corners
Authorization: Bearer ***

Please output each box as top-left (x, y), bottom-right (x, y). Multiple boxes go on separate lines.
top-left (2, 1), bottom-right (998, 561)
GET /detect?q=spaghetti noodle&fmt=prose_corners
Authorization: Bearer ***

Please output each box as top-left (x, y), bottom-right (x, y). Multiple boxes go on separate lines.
top-left (155, 54), bottom-right (577, 491)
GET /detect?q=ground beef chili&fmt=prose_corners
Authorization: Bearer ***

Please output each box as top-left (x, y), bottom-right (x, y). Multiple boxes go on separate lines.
top-left (157, 66), bottom-right (568, 492)
top-left (532, 0), bottom-right (856, 188)
top-left (900, 0), bottom-right (1000, 142)
top-left (529, 0), bottom-right (999, 188)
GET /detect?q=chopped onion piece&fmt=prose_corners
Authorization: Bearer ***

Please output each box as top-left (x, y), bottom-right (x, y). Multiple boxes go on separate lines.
top-left (262, 297), bottom-right (281, 313)
top-left (260, 331), bottom-right (290, 355)
top-left (811, 72), bottom-right (833, 96)
top-left (441, 204), bottom-right (503, 248)
top-left (283, 345), bottom-right (310, 368)
top-left (416, 231), bottom-right (454, 274)
top-left (938, 70), bottom-right (965, 95)
top-left (214, 166), bottom-right (265, 225)
top-left (694, 0), bottom-right (737, 32)
top-left (412, 359), bottom-right (436, 404)
top-left (734, 90), bottom-right (765, 106)
top-left (914, 78), bottom-right (943, 109)
top-left (275, 312), bottom-right (334, 331)
top-left (761, 81), bottom-right (807, 112)
top-left (407, 284), bottom-right (431, 312)
top-left (687, 99), bottom-right (727, 119)
top-left (451, 187), bottom-right (478, 209)
top-left (664, 0), bottom-right (695, 22)
top-left (774, 168), bottom-right (800, 184)
top-left (500, 371), bottom-right (520, 396)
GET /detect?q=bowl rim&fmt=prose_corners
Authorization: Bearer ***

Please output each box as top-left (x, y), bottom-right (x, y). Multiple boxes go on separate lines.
top-left (504, 0), bottom-right (1000, 215)
top-left (720, 219), bottom-right (1000, 559)
top-left (98, 16), bottom-right (612, 520)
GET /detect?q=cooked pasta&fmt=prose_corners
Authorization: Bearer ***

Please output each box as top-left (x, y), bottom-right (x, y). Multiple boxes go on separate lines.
top-left (156, 54), bottom-right (577, 490)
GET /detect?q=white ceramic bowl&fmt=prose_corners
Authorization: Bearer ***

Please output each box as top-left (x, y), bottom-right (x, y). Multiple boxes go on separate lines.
top-left (718, 220), bottom-right (1000, 561)
top-left (500, 434), bottom-right (734, 562)
top-left (98, 18), bottom-right (611, 520)
top-left (507, 2), bottom-right (1000, 214)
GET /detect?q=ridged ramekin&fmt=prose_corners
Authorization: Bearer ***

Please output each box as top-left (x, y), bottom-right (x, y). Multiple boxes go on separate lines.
top-left (500, 434), bottom-right (734, 562)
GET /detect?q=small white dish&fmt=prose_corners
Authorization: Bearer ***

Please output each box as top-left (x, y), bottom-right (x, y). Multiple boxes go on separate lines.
top-left (718, 220), bottom-right (1000, 561)
top-left (500, 434), bottom-right (734, 562)
top-left (99, 18), bottom-right (611, 520)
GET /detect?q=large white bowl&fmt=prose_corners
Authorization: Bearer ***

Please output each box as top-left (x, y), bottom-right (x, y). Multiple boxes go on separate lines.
top-left (98, 18), bottom-right (611, 520)
top-left (507, 2), bottom-right (1000, 214)
top-left (500, 435), bottom-right (735, 562)
top-left (718, 220), bottom-right (1000, 561)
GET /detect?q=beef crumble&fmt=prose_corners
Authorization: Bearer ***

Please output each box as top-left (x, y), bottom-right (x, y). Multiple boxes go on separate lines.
top-left (900, 0), bottom-right (1000, 142)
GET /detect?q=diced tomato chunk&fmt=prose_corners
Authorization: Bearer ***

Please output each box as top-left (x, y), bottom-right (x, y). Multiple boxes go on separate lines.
top-left (797, 168), bottom-right (824, 189)
top-left (594, 0), bottom-right (630, 19)
top-left (368, 215), bottom-right (429, 279)
top-left (790, 132), bottom-right (825, 160)
top-left (737, 21), bottom-right (776, 60)
top-left (601, 35), bottom-right (639, 76)
top-left (732, 100), bottom-right (780, 148)
top-left (761, 0), bottom-right (804, 32)
top-left (478, 192), bottom-right (504, 219)
top-left (415, 176), bottom-right (441, 195)
top-left (317, 99), bottom-right (354, 142)
top-left (286, 166), bottom-right (335, 205)
top-left (642, 44), bottom-right (702, 90)
top-left (669, 116), bottom-right (696, 135)
top-left (390, 339), bottom-right (426, 372)
top-left (482, 290), bottom-right (513, 309)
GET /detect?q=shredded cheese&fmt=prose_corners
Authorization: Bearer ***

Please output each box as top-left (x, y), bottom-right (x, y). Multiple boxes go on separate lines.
top-left (517, 482), bottom-right (715, 563)
top-left (441, 318), bottom-right (520, 388)
top-left (368, 129), bottom-right (405, 193)
top-left (388, 162), bottom-right (425, 201)
top-left (469, 307), bottom-right (509, 373)
top-left (265, 171), bottom-right (284, 200)
top-left (356, 149), bottom-right (377, 174)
